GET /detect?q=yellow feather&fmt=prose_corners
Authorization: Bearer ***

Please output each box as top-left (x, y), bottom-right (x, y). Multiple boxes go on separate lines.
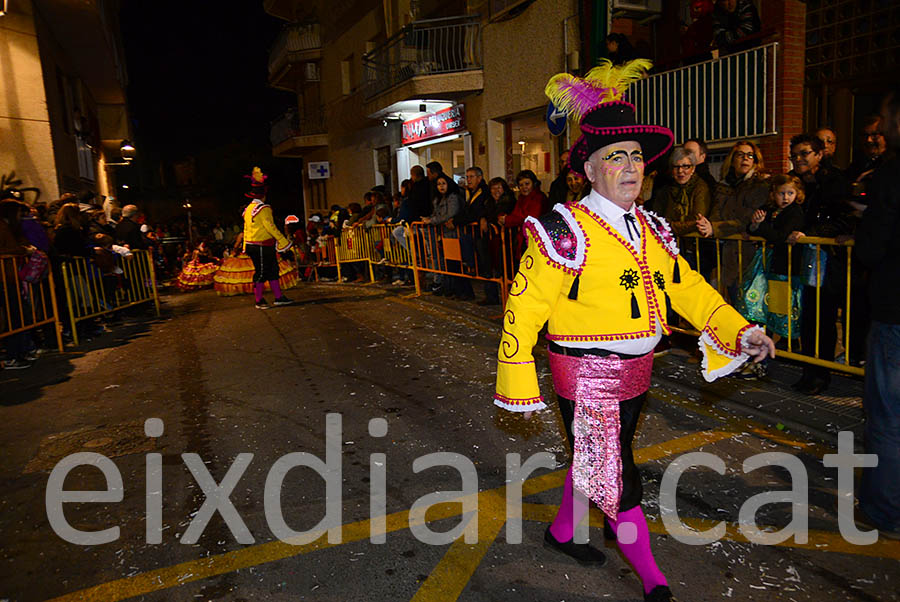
top-left (585, 58), bottom-right (653, 101)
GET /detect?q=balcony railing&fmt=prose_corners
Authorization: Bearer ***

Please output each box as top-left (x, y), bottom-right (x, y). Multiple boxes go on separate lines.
top-left (630, 42), bottom-right (777, 144)
top-left (269, 22), bottom-right (322, 77)
top-left (270, 108), bottom-right (327, 147)
top-left (362, 15), bottom-right (483, 100)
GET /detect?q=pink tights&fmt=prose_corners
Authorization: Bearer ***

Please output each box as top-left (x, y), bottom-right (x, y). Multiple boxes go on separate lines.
top-left (254, 280), bottom-right (282, 303)
top-left (549, 467), bottom-right (667, 595)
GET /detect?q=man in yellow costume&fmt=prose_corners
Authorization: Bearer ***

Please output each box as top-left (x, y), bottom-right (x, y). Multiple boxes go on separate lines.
top-left (494, 61), bottom-right (775, 602)
top-left (242, 167), bottom-right (293, 309)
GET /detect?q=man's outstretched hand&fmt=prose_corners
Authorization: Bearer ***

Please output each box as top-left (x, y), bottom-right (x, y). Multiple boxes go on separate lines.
top-left (744, 329), bottom-right (776, 362)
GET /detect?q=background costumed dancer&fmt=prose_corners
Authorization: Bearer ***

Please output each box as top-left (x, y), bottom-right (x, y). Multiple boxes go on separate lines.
top-left (240, 167), bottom-right (294, 309)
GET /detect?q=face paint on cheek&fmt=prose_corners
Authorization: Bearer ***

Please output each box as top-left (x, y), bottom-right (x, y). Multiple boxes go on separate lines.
top-left (601, 165), bottom-right (625, 176)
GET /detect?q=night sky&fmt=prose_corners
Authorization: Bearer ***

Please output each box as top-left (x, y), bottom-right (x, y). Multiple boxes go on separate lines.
top-left (118, 2), bottom-right (300, 218)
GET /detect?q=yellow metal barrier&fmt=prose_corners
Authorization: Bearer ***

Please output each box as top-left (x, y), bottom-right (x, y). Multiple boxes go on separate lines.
top-left (365, 223), bottom-right (421, 295)
top-left (409, 221), bottom-right (508, 304)
top-left (334, 226), bottom-right (374, 283)
top-left (674, 232), bottom-right (862, 376)
top-left (59, 249), bottom-right (161, 346)
top-left (0, 254), bottom-right (64, 353)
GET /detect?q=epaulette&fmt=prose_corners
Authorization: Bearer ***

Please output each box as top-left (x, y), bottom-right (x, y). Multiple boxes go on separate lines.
top-left (249, 201), bottom-right (270, 218)
top-left (523, 203), bottom-right (588, 277)
top-left (637, 207), bottom-right (679, 258)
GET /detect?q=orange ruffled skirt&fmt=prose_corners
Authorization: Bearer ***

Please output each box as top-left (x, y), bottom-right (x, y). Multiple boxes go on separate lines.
top-left (213, 254), bottom-right (298, 296)
top-left (176, 259), bottom-right (220, 291)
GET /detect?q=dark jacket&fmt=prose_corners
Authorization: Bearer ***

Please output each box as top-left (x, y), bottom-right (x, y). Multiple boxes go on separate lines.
top-left (115, 217), bottom-right (149, 250)
top-left (712, 0), bottom-right (761, 50)
top-left (658, 175), bottom-right (712, 236)
top-left (748, 202), bottom-right (805, 276)
top-left (710, 169), bottom-right (769, 288)
top-left (855, 156), bottom-right (900, 324)
top-left (548, 169), bottom-right (570, 207)
top-left (456, 182), bottom-right (490, 226)
top-left (52, 224), bottom-right (91, 258)
top-left (789, 164), bottom-right (853, 239)
top-left (408, 178), bottom-right (432, 220)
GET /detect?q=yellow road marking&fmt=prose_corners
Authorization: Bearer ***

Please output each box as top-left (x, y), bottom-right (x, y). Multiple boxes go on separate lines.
top-left (410, 490), bottom-right (507, 602)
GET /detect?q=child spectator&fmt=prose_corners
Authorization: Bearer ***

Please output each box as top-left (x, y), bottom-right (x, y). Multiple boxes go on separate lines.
top-left (740, 174), bottom-right (806, 341)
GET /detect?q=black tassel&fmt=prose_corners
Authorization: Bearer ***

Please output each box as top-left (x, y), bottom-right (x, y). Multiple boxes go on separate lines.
top-left (665, 291), bottom-right (672, 319)
top-left (672, 260), bottom-right (681, 283)
top-left (631, 291), bottom-right (641, 319)
top-left (568, 275), bottom-right (580, 300)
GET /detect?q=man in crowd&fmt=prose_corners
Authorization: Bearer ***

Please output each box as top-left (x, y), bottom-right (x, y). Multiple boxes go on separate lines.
top-left (787, 134), bottom-right (853, 395)
top-left (548, 151), bottom-right (571, 206)
top-left (452, 166), bottom-right (491, 302)
top-left (846, 115), bottom-right (891, 191)
top-left (497, 61), bottom-right (775, 602)
top-left (712, 0), bottom-right (761, 52)
top-left (115, 204), bottom-right (149, 250)
top-left (817, 126), bottom-right (839, 167)
top-left (854, 89), bottom-right (900, 541)
top-left (426, 161), bottom-right (444, 201)
top-left (683, 137), bottom-right (718, 193)
top-left (408, 165), bottom-right (431, 220)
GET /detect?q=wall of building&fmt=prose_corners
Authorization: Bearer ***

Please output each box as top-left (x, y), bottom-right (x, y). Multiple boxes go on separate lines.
top-left (0, 0), bottom-right (60, 201)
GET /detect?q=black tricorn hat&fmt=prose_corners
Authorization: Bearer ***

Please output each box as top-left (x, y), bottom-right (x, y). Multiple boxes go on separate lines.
top-left (567, 101), bottom-right (673, 177)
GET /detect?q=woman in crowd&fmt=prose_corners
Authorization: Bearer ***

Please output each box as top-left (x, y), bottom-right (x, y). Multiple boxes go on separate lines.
top-left (657, 146), bottom-right (712, 270)
top-left (422, 173), bottom-right (462, 296)
top-left (564, 171), bottom-right (587, 205)
top-left (500, 170), bottom-right (549, 263)
top-left (697, 140), bottom-right (769, 302)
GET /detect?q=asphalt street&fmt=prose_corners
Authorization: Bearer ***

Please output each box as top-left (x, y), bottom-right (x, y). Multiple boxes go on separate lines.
top-left (0, 283), bottom-right (897, 602)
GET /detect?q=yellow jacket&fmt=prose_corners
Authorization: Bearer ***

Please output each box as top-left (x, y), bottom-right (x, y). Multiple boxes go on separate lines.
top-left (242, 201), bottom-right (290, 252)
top-left (495, 203), bottom-right (759, 411)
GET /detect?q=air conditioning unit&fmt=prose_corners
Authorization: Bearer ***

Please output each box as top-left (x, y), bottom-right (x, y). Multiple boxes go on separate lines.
top-left (611, 0), bottom-right (662, 15)
top-left (304, 62), bottom-right (320, 82)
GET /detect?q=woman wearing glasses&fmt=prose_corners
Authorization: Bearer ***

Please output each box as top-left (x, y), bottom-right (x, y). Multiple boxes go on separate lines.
top-left (696, 140), bottom-right (769, 303)
top-left (656, 146), bottom-right (712, 270)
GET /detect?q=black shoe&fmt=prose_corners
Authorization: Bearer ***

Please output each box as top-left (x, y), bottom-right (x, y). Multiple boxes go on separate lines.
top-left (603, 520), bottom-right (616, 541)
top-left (797, 378), bottom-right (829, 396)
top-left (273, 296), bottom-right (294, 306)
top-left (543, 527), bottom-right (607, 566)
top-left (644, 585), bottom-right (673, 601)
top-left (255, 299), bottom-right (270, 309)
top-left (791, 374), bottom-right (814, 391)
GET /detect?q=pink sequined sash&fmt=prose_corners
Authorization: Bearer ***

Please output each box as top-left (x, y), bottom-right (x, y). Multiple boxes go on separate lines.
top-left (548, 349), bottom-right (653, 520)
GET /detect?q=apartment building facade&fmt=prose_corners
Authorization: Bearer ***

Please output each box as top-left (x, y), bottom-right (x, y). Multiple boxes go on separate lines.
top-left (265, 0), bottom-right (898, 216)
top-left (1, 0), bottom-right (132, 203)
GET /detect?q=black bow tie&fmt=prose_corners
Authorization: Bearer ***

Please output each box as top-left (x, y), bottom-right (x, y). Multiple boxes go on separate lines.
top-left (623, 213), bottom-right (640, 241)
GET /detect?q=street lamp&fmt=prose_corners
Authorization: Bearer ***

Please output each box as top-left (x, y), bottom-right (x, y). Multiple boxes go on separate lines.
top-left (106, 140), bottom-right (137, 166)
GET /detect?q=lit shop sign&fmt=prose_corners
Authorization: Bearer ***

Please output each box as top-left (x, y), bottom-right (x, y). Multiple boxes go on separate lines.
top-left (401, 105), bottom-right (466, 145)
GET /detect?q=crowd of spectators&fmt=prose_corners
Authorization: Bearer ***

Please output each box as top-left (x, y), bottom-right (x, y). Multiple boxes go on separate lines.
top-left (637, 107), bottom-right (894, 393)
top-left (0, 193), bottom-right (204, 369)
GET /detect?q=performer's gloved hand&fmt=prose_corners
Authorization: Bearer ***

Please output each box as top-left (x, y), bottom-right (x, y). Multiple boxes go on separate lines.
top-left (276, 240), bottom-right (293, 253)
top-left (743, 330), bottom-right (775, 362)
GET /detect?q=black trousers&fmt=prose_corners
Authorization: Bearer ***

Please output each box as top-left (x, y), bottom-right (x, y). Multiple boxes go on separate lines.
top-left (557, 392), bottom-right (646, 513)
top-left (246, 244), bottom-right (279, 282)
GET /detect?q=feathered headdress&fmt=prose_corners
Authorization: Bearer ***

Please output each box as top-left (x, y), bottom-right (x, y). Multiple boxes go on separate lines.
top-left (548, 58), bottom-right (673, 178)
top-left (544, 59), bottom-right (653, 122)
top-left (244, 166), bottom-right (269, 199)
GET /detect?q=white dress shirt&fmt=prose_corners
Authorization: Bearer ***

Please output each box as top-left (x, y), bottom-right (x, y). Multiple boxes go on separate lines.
top-left (555, 189), bottom-right (662, 354)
